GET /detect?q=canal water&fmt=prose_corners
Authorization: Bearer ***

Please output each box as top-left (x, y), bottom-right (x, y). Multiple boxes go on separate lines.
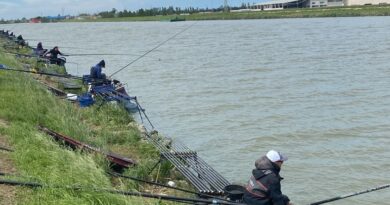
top-left (4, 16), bottom-right (390, 204)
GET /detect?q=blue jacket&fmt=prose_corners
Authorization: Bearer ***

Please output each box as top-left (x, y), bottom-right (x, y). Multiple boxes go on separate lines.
top-left (90, 64), bottom-right (105, 79)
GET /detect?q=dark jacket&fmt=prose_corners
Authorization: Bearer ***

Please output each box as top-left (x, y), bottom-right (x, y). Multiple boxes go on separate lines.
top-left (243, 156), bottom-right (290, 205)
top-left (37, 43), bottom-right (43, 50)
top-left (47, 48), bottom-right (63, 59)
top-left (90, 64), bottom-right (105, 79)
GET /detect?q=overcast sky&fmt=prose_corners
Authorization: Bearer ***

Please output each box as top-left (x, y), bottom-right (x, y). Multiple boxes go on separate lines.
top-left (0, 0), bottom-right (258, 20)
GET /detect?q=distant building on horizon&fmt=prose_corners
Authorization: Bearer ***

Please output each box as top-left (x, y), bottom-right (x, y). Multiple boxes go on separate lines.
top-left (232, 0), bottom-right (389, 11)
top-left (29, 15), bottom-right (72, 23)
top-left (30, 18), bottom-right (41, 23)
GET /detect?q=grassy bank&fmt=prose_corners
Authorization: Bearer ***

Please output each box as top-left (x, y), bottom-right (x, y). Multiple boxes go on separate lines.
top-left (0, 37), bottom-right (189, 204)
top-left (65, 5), bottom-right (390, 22)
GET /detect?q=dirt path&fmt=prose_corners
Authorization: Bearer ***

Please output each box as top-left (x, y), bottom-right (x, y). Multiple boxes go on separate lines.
top-left (0, 119), bottom-right (16, 205)
top-left (0, 118), bottom-right (8, 128)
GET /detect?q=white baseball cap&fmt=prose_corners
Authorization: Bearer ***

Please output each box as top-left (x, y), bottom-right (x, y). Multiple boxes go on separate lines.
top-left (266, 150), bottom-right (288, 162)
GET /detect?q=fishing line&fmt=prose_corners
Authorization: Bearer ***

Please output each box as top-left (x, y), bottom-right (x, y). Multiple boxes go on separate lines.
top-left (134, 97), bottom-right (154, 129)
top-left (24, 39), bottom-right (58, 43)
top-left (0, 67), bottom-right (109, 85)
top-left (108, 171), bottom-right (238, 203)
top-left (4, 52), bottom-right (35, 57)
top-left (44, 45), bottom-right (88, 49)
top-left (0, 146), bottom-right (13, 152)
top-left (65, 53), bottom-right (138, 56)
top-left (43, 50), bottom-right (157, 59)
top-left (0, 178), bottom-right (243, 205)
top-left (0, 67), bottom-right (93, 82)
top-left (109, 22), bottom-right (196, 77)
top-left (66, 62), bottom-right (79, 65)
top-left (309, 183), bottom-right (390, 205)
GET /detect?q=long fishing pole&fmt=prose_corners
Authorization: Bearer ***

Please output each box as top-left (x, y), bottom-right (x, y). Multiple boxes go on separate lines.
top-left (4, 52), bottom-right (33, 57)
top-left (65, 53), bottom-right (139, 56)
top-left (309, 183), bottom-right (390, 205)
top-left (4, 52), bottom-right (41, 59)
top-left (0, 67), bottom-right (83, 80)
top-left (108, 171), bottom-right (237, 203)
top-left (0, 178), bottom-right (244, 205)
top-left (134, 97), bottom-right (154, 129)
top-left (109, 22), bottom-right (196, 77)
top-left (62, 53), bottom-right (159, 61)
top-left (0, 146), bottom-right (13, 152)
top-left (24, 38), bottom-right (57, 42)
top-left (0, 67), bottom-right (109, 84)
top-left (44, 45), bottom-right (88, 49)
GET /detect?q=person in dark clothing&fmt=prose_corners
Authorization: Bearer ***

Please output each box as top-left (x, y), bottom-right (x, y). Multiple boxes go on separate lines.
top-left (34, 42), bottom-right (47, 56)
top-left (44, 46), bottom-right (66, 66)
top-left (90, 60), bottom-right (106, 79)
top-left (7, 32), bottom-right (15, 40)
top-left (36, 42), bottom-right (43, 50)
top-left (16, 35), bottom-right (24, 45)
top-left (243, 150), bottom-right (292, 205)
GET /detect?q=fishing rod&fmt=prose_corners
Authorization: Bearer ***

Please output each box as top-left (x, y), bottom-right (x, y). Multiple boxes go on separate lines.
top-left (134, 97), bottom-right (155, 129)
top-left (4, 51), bottom-right (32, 56)
top-left (0, 146), bottom-right (13, 152)
top-left (62, 53), bottom-right (160, 61)
top-left (4, 52), bottom-right (39, 58)
top-left (0, 178), bottom-right (244, 205)
top-left (66, 62), bottom-right (79, 65)
top-left (309, 183), bottom-right (390, 205)
top-left (5, 51), bottom-right (68, 59)
top-left (0, 172), bottom-right (42, 182)
top-left (108, 171), bottom-right (237, 203)
top-left (109, 22), bottom-right (196, 77)
top-left (64, 53), bottom-right (140, 56)
top-left (0, 67), bottom-right (83, 80)
top-left (0, 67), bottom-right (108, 84)
top-left (24, 38), bottom-right (58, 43)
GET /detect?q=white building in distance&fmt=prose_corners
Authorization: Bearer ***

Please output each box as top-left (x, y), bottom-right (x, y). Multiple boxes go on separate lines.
top-left (247, 0), bottom-right (389, 10)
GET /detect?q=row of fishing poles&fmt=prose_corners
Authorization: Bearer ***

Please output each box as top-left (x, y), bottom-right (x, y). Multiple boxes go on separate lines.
top-left (3, 48), bottom-right (154, 57)
top-left (2, 33), bottom-right (160, 60)
top-left (2, 26), bottom-right (390, 204)
top-left (0, 165), bottom-right (389, 205)
top-left (0, 169), bottom-right (240, 205)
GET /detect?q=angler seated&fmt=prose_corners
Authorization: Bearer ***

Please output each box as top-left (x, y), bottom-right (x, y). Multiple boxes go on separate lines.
top-left (16, 35), bottom-right (27, 47)
top-left (33, 42), bottom-right (47, 57)
top-left (90, 60), bottom-right (111, 85)
top-left (43, 46), bottom-right (66, 66)
top-left (8, 32), bottom-right (15, 40)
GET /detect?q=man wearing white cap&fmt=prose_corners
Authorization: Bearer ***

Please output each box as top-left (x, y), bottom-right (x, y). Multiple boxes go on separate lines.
top-left (243, 150), bottom-right (292, 205)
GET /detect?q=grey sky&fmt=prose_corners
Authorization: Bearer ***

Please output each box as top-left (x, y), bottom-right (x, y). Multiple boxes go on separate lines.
top-left (0, 0), bottom-right (257, 20)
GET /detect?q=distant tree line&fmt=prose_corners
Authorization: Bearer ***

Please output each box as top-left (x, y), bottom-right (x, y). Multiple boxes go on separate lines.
top-left (0, 15), bottom-right (65, 24)
top-left (0, 3), bottom-right (255, 24)
top-left (0, 17), bottom-right (29, 24)
top-left (98, 4), bottom-right (252, 18)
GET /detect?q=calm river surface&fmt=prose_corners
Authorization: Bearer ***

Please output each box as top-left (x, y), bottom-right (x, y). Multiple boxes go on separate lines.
top-left (4, 17), bottom-right (390, 204)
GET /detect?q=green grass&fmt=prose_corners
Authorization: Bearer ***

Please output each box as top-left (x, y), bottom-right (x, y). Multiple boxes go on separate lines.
top-left (0, 37), bottom-right (190, 204)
